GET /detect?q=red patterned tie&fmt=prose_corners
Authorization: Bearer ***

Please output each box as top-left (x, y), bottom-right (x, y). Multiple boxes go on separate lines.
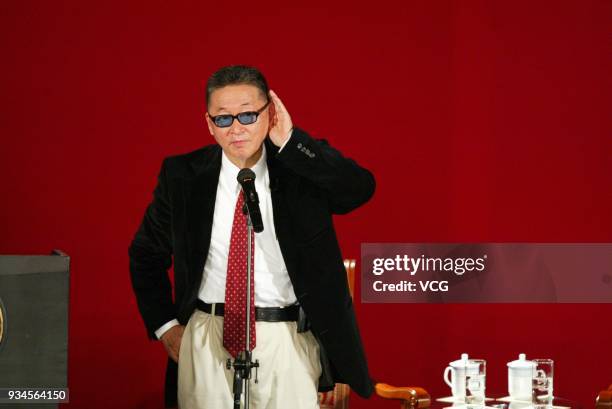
top-left (223, 190), bottom-right (256, 357)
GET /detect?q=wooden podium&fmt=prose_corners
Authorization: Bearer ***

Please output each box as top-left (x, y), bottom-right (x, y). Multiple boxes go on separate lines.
top-left (0, 250), bottom-right (70, 408)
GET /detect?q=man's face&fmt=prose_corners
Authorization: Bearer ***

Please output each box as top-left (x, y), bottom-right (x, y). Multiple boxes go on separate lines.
top-left (206, 84), bottom-right (270, 168)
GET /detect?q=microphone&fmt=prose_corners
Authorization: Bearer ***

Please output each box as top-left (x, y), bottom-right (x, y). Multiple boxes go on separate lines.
top-left (237, 168), bottom-right (264, 233)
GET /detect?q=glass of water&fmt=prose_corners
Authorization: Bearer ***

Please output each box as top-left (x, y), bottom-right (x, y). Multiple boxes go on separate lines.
top-left (532, 359), bottom-right (554, 408)
top-left (466, 359), bottom-right (486, 407)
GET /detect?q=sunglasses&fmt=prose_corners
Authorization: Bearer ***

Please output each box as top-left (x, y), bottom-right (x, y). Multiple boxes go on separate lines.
top-left (208, 100), bottom-right (270, 128)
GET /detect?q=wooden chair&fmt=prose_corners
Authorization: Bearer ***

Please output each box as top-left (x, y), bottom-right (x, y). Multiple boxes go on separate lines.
top-left (317, 260), bottom-right (431, 409)
top-left (596, 384), bottom-right (612, 409)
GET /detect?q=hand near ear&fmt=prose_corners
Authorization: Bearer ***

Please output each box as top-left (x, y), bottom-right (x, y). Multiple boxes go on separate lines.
top-left (268, 90), bottom-right (293, 147)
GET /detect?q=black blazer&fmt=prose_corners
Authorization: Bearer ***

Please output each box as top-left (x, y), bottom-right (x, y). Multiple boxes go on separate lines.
top-left (129, 127), bottom-right (375, 407)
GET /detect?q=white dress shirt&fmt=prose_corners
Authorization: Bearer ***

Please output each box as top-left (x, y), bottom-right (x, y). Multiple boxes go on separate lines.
top-left (156, 136), bottom-right (296, 339)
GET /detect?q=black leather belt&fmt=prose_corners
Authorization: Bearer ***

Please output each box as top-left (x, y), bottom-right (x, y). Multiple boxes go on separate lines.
top-left (196, 300), bottom-right (299, 322)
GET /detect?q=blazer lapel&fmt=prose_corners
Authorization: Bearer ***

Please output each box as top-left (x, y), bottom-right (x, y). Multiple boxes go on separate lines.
top-left (266, 138), bottom-right (299, 283)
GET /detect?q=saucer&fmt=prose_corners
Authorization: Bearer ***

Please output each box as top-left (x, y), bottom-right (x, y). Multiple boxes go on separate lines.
top-left (437, 396), bottom-right (495, 403)
top-left (495, 397), bottom-right (570, 409)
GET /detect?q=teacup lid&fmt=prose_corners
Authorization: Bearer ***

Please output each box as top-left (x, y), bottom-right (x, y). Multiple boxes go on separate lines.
top-left (449, 353), bottom-right (469, 367)
top-left (507, 353), bottom-right (536, 368)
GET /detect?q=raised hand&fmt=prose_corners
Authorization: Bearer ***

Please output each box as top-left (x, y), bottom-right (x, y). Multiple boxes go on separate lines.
top-left (267, 89), bottom-right (293, 147)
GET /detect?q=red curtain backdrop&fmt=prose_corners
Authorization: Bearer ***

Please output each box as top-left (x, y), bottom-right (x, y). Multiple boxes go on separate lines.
top-left (1, 1), bottom-right (610, 408)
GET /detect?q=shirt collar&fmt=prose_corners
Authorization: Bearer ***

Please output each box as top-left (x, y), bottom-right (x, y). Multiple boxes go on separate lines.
top-left (220, 145), bottom-right (267, 195)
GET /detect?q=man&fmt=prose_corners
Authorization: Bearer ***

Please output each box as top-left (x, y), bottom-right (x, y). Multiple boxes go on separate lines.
top-left (129, 65), bottom-right (375, 408)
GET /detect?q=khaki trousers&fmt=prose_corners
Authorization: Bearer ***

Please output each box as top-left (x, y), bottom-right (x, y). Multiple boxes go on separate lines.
top-left (178, 308), bottom-right (321, 409)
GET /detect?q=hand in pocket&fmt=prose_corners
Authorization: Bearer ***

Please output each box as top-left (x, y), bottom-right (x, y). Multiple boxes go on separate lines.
top-left (161, 325), bottom-right (185, 363)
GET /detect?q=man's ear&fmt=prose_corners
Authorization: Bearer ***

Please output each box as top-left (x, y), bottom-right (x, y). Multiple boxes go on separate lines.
top-left (267, 102), bottom-right (276, 132)
top-left (268, 98), bottom-right (276, 118)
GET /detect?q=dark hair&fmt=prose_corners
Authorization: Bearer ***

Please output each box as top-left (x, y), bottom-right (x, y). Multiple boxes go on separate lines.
top-left (206, 65), bottom-right (269, 107)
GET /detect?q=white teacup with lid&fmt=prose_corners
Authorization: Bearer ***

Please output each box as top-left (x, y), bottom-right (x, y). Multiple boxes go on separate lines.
top-left (444, 353), bottom-right (479, 400)
top-left (507, 353), bottom-right (535, 400)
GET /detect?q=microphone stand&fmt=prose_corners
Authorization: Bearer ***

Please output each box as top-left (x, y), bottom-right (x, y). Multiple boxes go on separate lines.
top-left (227, 203), bottom-right (259, 409)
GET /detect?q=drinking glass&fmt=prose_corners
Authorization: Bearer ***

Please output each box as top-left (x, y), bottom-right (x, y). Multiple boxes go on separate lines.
top-left (466, 359), bottom-right (486, 407)
top-left (532, 359), bottom-right (554, 408)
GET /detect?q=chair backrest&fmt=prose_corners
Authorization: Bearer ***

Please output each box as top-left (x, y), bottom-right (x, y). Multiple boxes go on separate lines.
top-left (596, 384), bottom-right (612, 409)
top-left (318, 259), bottom-right (431, 409)
top-left (344, 259), bottom-right (355, 297)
